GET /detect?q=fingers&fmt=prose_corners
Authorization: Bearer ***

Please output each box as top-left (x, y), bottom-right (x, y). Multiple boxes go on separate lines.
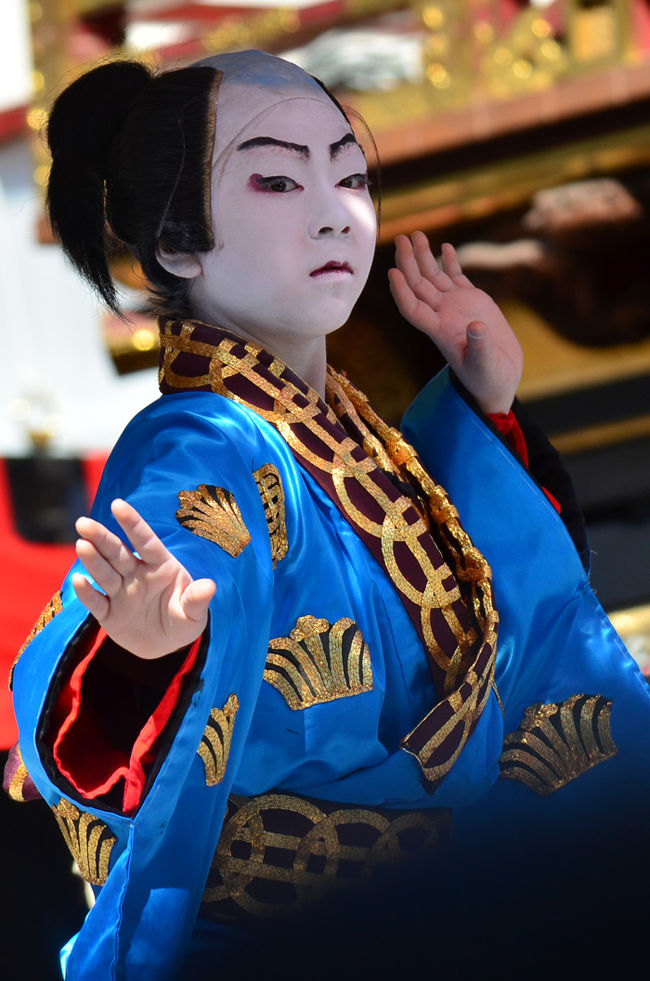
top-left (391, 234), bottom-right (443, 330)
top-left (74, 499), bottom-right (174, 600)
top-left (387, 266), bottom-right (415, 315)
top-left (411, 232), bottom-right (454, 291)
top-left (394, 234), bottom-right (472, 290)
top-left (110, 499), bottom-right (172, 568)
top-left (394, 232), bottom-right (465, 304)
top-left (393, 234), bottom-right (430, 288)
top-left (393, 234), bottom-right (444, 302)
top-left (181, 578), bottom-right (217, 623)
top-left (75, 512), bottom-right (138, 577)
top-left (76, 500), bottom-right (172, 572)
top-left (75, 536), bottom-right (130, 597)
top-left (72, 572), bottom-right (109, 621)
top-left (388, 267), bottom-right (440, 335)
top-left (440, 242), bottom-right (473, 287)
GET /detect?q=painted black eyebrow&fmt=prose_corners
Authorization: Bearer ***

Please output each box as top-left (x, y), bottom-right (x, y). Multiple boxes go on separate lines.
top-left (236, 137), bottom-right (309, 157)
top-left (329, 132), bottom-right (361, 159)
top-left (235, 133), bottom-right (362, 160)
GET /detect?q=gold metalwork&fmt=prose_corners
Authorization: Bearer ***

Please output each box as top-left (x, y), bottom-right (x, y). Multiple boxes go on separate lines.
top-left (202, 792), bottom-right (451, 918)
top-left (567, 0), bottom-right (630, 65)
top-left (199, 9), bottom-right (300, 57)
top-left (197, 694), bottom-right (239, 787)
top-left (376, 116), bottom-right (650, 242)
top-left (10, 590), bottom-right (63, 690)
top-left (265, 616), bottom-right (373, 710)
top-left (253, 463), bottom-right (288, 567)
top-left (51, 798), bottom-right (117, 885)
top-left (418, 0), bottom-right (472, 110)
top-left (480, 7), bottom-right (570, 100)
top-left (500, 694), bottom-right (617, 796)
top-left (176, 484), bottom-right (251, 558)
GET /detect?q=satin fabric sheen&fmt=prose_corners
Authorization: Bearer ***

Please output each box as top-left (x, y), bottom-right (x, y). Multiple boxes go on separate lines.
top-left (12, 370), bottom-right (650, 979)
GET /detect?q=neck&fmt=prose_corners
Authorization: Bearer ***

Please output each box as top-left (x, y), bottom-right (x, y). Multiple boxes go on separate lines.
top-left (259, 333), bottom-right (328, 398)
top-left (192, 314), bottom-right (329, 398)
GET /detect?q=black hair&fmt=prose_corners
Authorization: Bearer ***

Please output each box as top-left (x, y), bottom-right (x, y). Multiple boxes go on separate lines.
top-left (46, 59), bottom-right (375, 320)
top-left (47, 60), bottom-right (219, 318)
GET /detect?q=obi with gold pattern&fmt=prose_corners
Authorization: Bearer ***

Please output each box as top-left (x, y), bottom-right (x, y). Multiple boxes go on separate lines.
top-left (200, 791), bottom-right (452, 922)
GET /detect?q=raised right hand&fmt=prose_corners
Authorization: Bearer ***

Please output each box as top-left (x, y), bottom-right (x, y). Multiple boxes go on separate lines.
top-left (72, 498), bottom-right (216, 659)
top-left (388, 232), bottom-right (523, 414)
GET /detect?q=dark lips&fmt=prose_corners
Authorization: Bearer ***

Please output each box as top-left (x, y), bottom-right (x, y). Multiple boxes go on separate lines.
top-left (310, 261), bottom-right (353, 277)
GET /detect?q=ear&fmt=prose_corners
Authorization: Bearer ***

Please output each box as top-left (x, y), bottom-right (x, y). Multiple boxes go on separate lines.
top-left (156, 242), bottom-right (203, 280)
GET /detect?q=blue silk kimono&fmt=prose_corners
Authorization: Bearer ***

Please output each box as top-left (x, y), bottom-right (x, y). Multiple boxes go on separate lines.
top-left (10, 320), bottom-right (650, 980)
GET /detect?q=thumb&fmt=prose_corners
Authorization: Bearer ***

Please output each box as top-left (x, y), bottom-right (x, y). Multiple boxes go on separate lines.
top-left (464, 320), bottom-right (494, 374)
top-left (463, 321), bottom-right (505, 414)
top-left (181, 577), bottom-right (217, 623)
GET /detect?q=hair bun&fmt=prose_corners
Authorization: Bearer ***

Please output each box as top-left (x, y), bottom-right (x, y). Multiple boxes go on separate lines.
top-left (47, 61), bottom-right (153, 312)
top-left (48, 60), bottom-right (151, 171)
top-left (46, 59), bottom-right (219, 317)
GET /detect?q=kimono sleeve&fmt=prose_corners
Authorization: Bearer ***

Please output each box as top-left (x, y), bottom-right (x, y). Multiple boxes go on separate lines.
top-left (402, 369), bottom-right (650, 839)
top-left (403, 368), bottom-right (588, 564)
top-left (11, 395), bottom-right (280, 980)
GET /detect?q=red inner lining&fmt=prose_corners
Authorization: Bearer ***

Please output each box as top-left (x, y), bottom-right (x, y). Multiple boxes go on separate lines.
top-left (53, 630), bottom-right (202, 814)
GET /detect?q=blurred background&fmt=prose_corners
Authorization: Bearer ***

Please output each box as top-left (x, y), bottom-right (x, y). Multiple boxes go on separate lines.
top-left (2, 1), bottom-right (650, 976)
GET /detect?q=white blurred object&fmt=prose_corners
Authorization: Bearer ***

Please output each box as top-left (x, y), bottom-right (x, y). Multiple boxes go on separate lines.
top-left (127, 21), bottom-right (189, 52)
top-left (0, 140), bottom-right (158, 457)
top-left (455, 240), bottom-right (547, 270)
top-left (0, 0), bottom-right (32, 113)
top-left (285, 27), bottom-right (425, 91)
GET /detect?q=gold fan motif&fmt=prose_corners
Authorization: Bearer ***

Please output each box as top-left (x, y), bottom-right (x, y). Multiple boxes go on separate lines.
top-left (500, 693), bottom-right (617, 796)
top-left (253, 463), bottom-right (288, 567)
top-left (197, 693), bottom-right (239, 786)
top-left (265, 615), bottom-right (373, 710)
top-left (52, 798), bottom-right (117, 885)
top-left (176, 485), bottom-right (251, 557)
top-left (10, 590), bottom-right (63, 689)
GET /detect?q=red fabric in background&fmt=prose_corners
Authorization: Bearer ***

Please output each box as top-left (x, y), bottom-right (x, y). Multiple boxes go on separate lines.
top-left (0, 453), bottom-right (108, 749)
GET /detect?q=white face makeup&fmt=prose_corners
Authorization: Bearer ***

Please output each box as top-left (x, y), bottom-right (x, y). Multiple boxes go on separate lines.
top-left (189, 89), bottom-right (378, 359)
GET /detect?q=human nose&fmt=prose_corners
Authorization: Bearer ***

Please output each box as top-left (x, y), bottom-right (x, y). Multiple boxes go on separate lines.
top-left (307, 189), bottom-right (351, 239)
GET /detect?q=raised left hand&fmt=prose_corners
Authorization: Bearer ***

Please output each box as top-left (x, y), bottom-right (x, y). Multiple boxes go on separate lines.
top-left (388, 231), bottom-right (524, 414)
top-left (72, 498), bottom-right (216, 659)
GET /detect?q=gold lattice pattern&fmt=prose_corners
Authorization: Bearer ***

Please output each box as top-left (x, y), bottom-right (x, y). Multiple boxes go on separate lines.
top-left (202, 792), bottom-right (451, 918)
